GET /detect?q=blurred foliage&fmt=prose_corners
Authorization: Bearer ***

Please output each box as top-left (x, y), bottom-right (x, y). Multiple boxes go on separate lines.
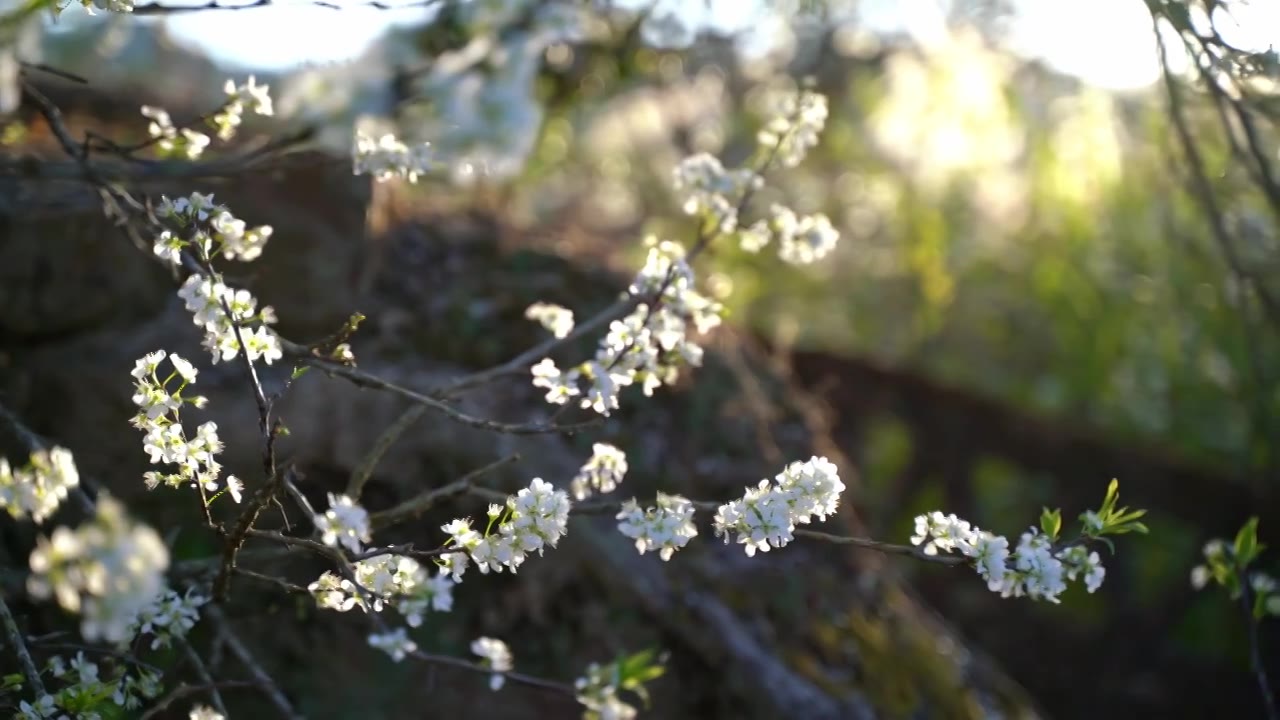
top-left (477, 0), bottom-right (1280, 478)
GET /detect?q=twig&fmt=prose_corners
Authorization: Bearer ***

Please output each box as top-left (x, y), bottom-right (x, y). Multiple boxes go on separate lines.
top-left (369, 454), bottom-right (520, 530)
top-left (180, 638), bottom-right (228, 717)
top-left (28, 640), bottom-right (162, 674)
top-left (0, 596), bottom-right (46, 698)
top-left (293, 353), bottom-right (601, 435)
top-left (1151, 16), bottom-right (1280, 332)
top-left (405, 647), bottom-right (575, 694)
top-left (233, 568), bottom-right (311, 595)
top-left (1237, 563), bottom-right (1280, 720)
top-left (205, 605), bottom-right (304, 720)
top-left (139, 681), bottom-right (258, 720)
top-left (432, 295), bottom-right (636, 397)
top-left (466, 488), bottom-right (967, 566)
top-left (17, 61), bottom-right (87, 84)
top-left (791, 529), bottom-right (969, 566)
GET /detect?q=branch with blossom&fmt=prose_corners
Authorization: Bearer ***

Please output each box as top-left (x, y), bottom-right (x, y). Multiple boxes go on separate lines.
top-left (0, 14), bottom-right (1157, 717)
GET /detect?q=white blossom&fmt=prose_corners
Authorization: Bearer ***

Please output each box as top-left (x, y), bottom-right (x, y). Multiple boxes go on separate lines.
top-left (616, 493), bottom-right (698, 560)
top-left (353, 132), bottom-right (436, 183)
top-left (576, 662), bottom-right (639, 720)
top-left (189, 705), bottom-right (226, 720)
top-left (570, 443), bottom-right (628, 500)
top-left (757, 87), bottom-right (828, 167)
top-left (774, 208), bottom-right (839, 266)
top-left (315, 493), bottom-right (372, 553)
top-left (671, 152), bottom-right (761, 233)
top-left (308, 553), bottom-right (454, 624)
top-left (128, 587), bottom-right (207, 650)
top-left (27, 496), bottom-right (169, 644)
top-left (214, 76), bottom-right (273, 141)
top-left (0, 446), bottom-right (81, 524)
top-left (368, 627), bottom-right (418, 662)
top-left (446, 478), bottom-right (571, 574)
top-left (525, 302), bottom-right (576, 339)
top-left (471, 637), bottom-right (514, 691)
top-left (713, 456), bottom-right (845, 556)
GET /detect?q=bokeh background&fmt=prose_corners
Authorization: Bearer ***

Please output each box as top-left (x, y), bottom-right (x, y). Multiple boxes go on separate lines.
top-left (2, 1), bottom-right (1279, 718)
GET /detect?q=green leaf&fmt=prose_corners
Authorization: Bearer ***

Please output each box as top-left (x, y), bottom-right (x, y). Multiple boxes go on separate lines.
top-left (1097, 536), bottom-right (1117, 555)
top-left (291, 366), bottom-right (310, 380)
top-left (1234, 517), bottom-right (1261, 566)
top-left (1099, 478), bottom-right (1120, 518)
top-left (1040, 507), bottom-right (1062, 541)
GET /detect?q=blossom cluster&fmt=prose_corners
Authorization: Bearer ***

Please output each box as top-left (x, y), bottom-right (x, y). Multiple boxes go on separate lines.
top-left (309, 552), bottom-right (456, 627)
top-left (527, 89), bottom-right (839, 419)
top-left (315, 492), bottom-right (372, 553)
top-left (713, 456), bottom-right (845, 556)
top-left (569, 443), bottom-right (628, 500)
top-left (739, 204), bottom-right (840, 265)
top-left (471, 636), bottom-right (514, 691)
top-left (26, 496), bottom-right (170, 644)
top-left (0, 446), bottom-right (80, 524)
top-left (127, 587), bottom-right (208, 650)
top-left (910, 513), bottom-right (1106, 602)
top-left (531, 238), bottom-right (723, 416)
top-left (368, 627), bottom-right (419, 662)
top-left (575, 661), bottom-right (639, 720)
top-left (158, 192), bottom-right (275, 263)
top-left (616, 493), bottom-right (698, 561)
top-left (672, 152), bottom-right (763, 233)
top-left (151, 191), bottom-right (282, 365)
top-left (141, 105), bottom-right (210, 160)
top-left (353, 132), bottom-right (437, 183)
top-left (1190, 536), bottom-right (1280, 617)
top-left (14, 652), bottom-right (163, 719)
top-left (442, 478), bottom-right (572, 574)
top-left (128, 350), bottom-right (241, 502)
top-left (756, 87), bottom-right (829, 168)
top-left (213, 76), bottom-right (274, 141)
top-left (176, 274), bottom-right (282, 365)
top-left (525, 302), bottom-right (576, 340)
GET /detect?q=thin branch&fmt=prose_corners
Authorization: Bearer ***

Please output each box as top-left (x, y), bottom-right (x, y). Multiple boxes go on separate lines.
top-left (139, 681), bottom-right (258, 720)
top-left (205, 605), bottom-right (303, 720)
top-left (0, 596), bottom-right (46, 698)
top-left (180, 638), bottom-right (228, 717)
top-left (233, 568), bottom-right (312, 595)
top-left (0, 130), bottom-right (318, 183)
top-left (432, 295), bottom-right (637, 397)
top-left (292, 351), bottom-right (601, 435)
top-left (1238, 564), bottom-right (1280, 720)
top-left (369, 454), bottom-right (520, 530)
top-left (791, 529), bottom-right (969, 566)
top-left (1152, 15), bottom-right (1280, 332)
top-left (466, 488), bottom-right (967, 566)
top-left (18, 61), bottom-right (87, 84)
top-left (405, 647), bottom-right (575, 695)
top-left (29, 640), bottom-right (162, 674)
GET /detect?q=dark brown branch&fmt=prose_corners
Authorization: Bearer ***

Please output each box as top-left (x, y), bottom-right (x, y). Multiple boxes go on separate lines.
top-left (369, 454), bottom-right (520, 530)
top-left (205, 605), bottom-right (303, 719)
top-left (0, 596), bottom-right (46, 699)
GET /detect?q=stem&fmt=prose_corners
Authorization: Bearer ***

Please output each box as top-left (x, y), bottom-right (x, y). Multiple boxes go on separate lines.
top-left (0, 596), bottom-right (46, 699)
top-left (1238, 565), bottom-right (1279, 720)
